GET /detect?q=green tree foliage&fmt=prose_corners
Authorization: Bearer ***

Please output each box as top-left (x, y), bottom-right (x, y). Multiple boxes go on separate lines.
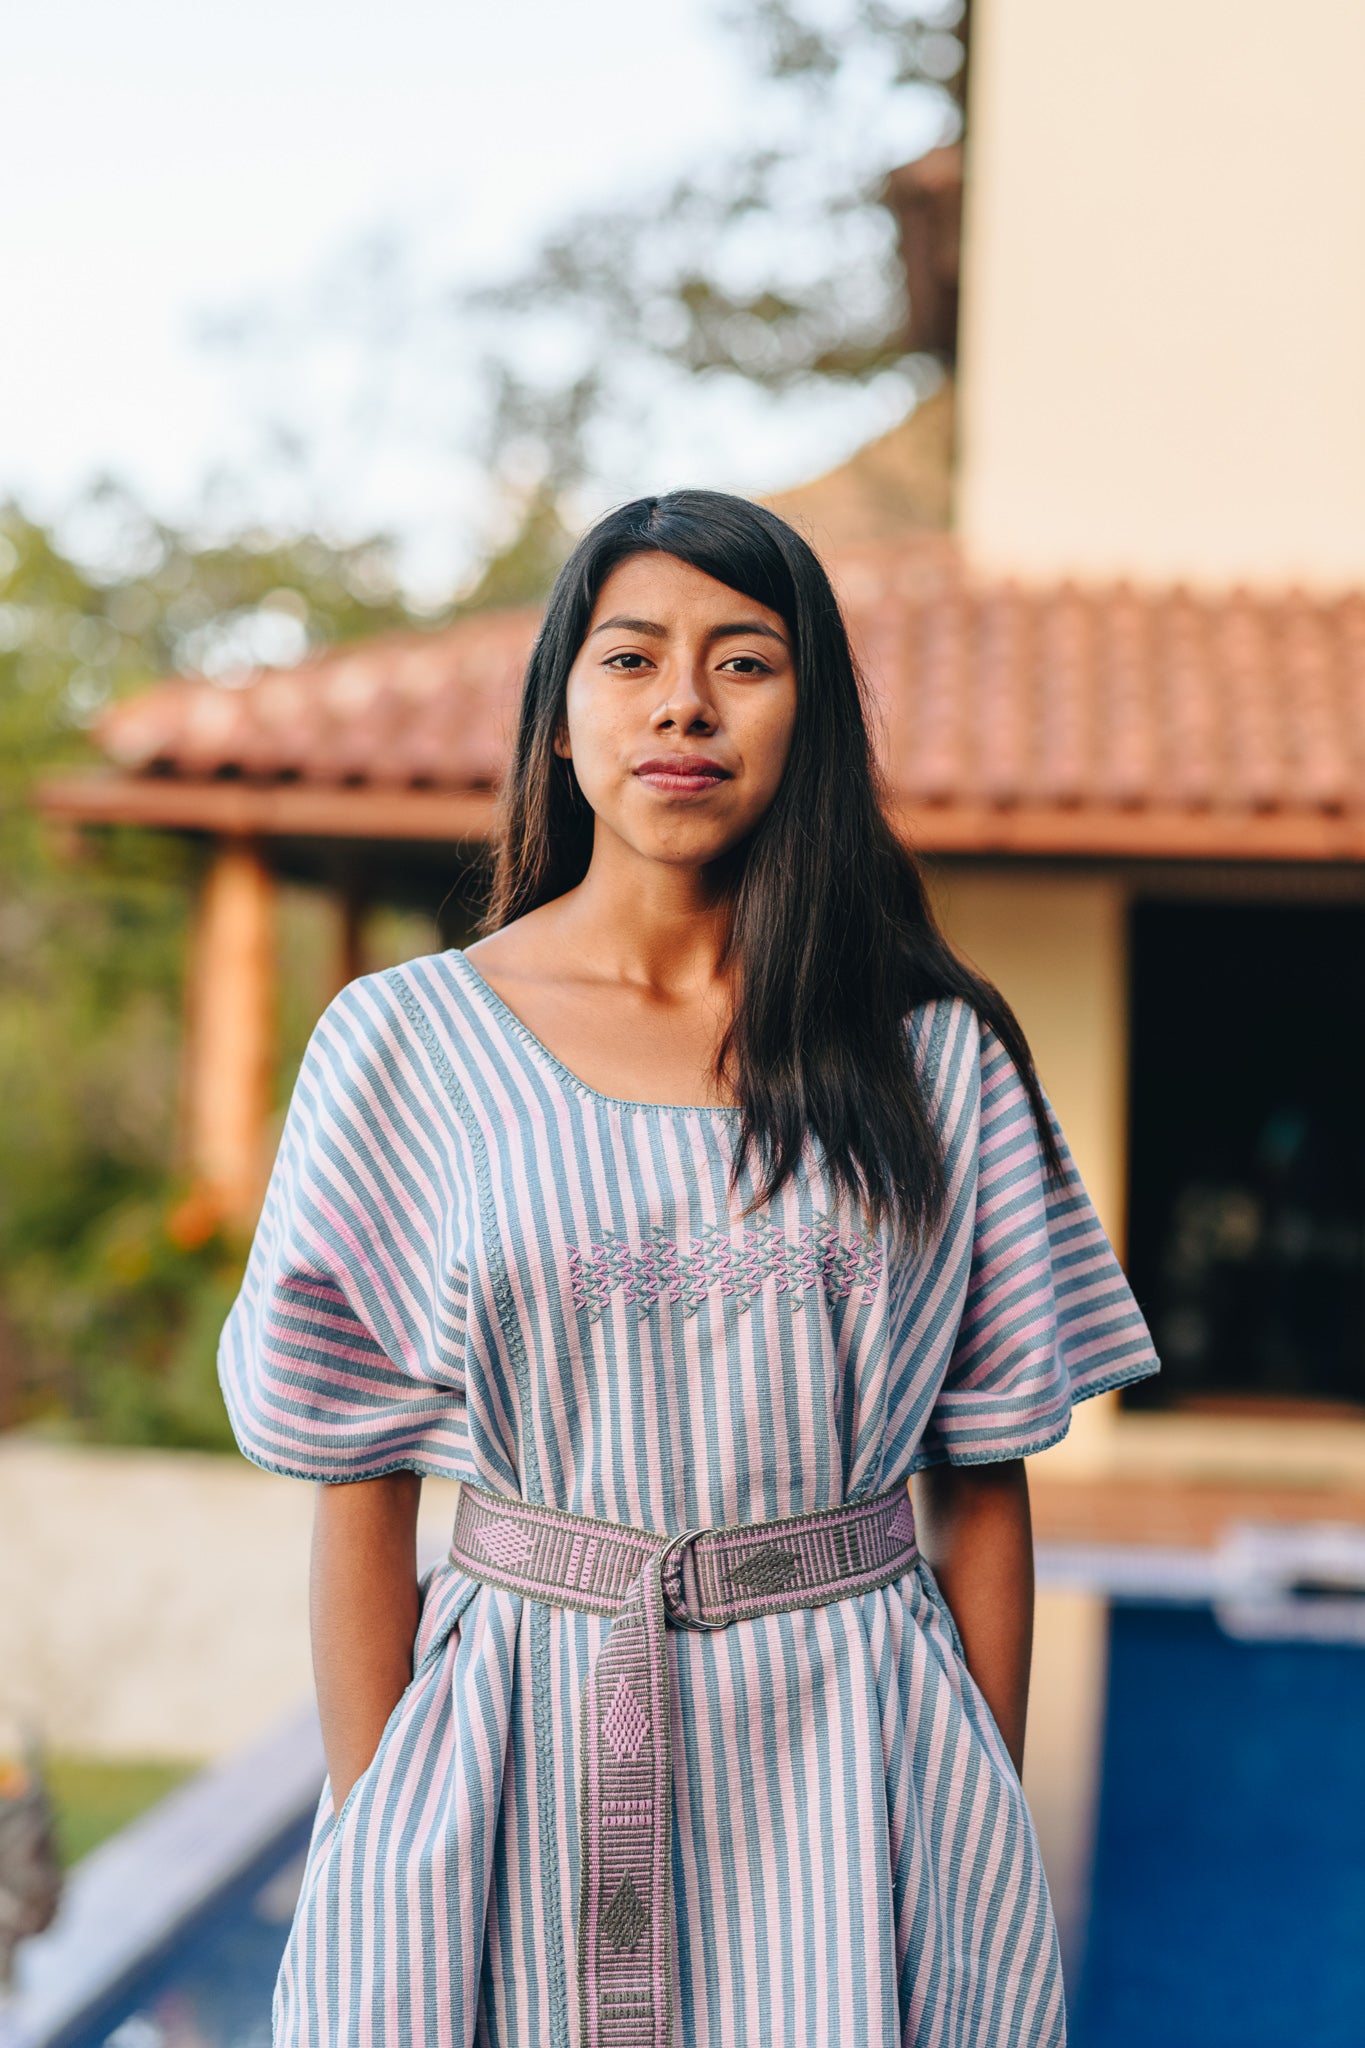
top-left (0, 490), bottom-right (431, 1447)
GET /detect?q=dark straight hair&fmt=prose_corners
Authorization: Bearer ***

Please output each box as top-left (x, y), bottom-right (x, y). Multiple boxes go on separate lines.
top-left (485, 488), bottom-right (1062, 1243)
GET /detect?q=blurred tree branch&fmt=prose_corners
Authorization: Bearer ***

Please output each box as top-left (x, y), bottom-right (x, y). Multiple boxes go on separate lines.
top-left (201, 2), bottom-right (968, 604)
top-left (459, 0), bottom-right (969, 529)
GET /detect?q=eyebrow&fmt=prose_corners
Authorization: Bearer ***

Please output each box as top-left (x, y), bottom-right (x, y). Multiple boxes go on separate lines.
top-left (588, 614), bottom-right (789, 647)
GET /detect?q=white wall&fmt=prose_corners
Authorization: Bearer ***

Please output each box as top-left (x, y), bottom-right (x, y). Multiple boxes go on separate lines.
top-left (957, 0), bottom-right (1365, 589)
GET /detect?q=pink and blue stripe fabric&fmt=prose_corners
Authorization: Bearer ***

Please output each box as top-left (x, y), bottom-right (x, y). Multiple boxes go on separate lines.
top-left (218, 948), bottom-right (1159, 2046)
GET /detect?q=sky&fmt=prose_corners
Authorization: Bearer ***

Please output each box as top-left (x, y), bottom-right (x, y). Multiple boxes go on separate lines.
top-left (0, 0), bottom-right (925, 591)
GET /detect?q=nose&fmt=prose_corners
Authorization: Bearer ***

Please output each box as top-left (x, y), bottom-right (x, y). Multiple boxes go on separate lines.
top-left (651, 653), bottom-right (716, 737)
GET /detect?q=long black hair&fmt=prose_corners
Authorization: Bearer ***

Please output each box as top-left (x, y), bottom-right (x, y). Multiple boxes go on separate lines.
top-left (485, 488), bottom-right (1061, 1242)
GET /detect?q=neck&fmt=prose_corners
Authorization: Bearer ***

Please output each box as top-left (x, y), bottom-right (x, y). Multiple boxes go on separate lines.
top-left (554, 839), bottom-right (732, 997)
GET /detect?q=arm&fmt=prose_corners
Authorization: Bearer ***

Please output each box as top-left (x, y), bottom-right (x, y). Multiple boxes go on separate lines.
top-left (914, 1459), bottom-right (1034, 1777)
top-left (310, 1471), bottom-right (423, 1813)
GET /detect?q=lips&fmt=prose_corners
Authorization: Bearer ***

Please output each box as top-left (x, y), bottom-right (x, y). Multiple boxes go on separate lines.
top-left (633, 756), bottom-right (732, 795)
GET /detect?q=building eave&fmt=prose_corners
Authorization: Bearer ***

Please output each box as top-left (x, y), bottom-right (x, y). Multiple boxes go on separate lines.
top-left (39, 769), bottom-right (1365, 866)
top-left (887, 799), bottom-right (1365, 863)
top-left (36, 771), bottom-right (499, 845)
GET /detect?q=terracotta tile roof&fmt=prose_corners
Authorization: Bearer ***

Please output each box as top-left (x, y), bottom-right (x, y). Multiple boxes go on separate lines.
top-left (838, 545), bottom-right (1365, 841)
top-left (47, 542), bottom-right (1365, 862)
top-left (99, 606), bottom-right (540, 792)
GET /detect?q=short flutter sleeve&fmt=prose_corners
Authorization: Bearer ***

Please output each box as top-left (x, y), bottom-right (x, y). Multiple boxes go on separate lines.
top-left (218, 972), bottom-right (471, 1483)
top-left (914, 1018), bottom-right (1160, 1468)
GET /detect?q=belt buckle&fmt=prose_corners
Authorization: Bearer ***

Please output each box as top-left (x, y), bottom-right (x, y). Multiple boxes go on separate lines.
top-left (658, 1527), bottom-right (729, 1632)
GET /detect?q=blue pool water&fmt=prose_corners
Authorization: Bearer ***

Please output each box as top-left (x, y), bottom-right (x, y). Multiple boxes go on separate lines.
top-left (1071, 1604), bottom-right (1365, 2048)
top-left (86, 1821), bottom-right (313, 2048)
top-left (76, 1603), bottom-right (1365, 2048)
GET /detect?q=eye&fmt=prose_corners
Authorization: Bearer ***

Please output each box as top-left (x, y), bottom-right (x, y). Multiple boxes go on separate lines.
top-left (719, 654), bottom-right (773, 676)
top-left (603, 650), bottom-right (653, 671)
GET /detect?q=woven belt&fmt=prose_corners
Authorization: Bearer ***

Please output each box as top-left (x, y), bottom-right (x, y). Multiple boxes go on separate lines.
top-left (449, 1476), bottom-right (919, 2048)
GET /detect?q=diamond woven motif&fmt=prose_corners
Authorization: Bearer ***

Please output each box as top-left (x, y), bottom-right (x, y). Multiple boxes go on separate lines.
top-left (888, 1494), bottom-right (916, 1546)
top-left (727, 1546), bottom-right (802, 1595)
top-left (568, 1215), bottom-right (884, 1323)
top-left (600, 1872), bottom-right (651, 1952)
top-left (602, 1677), bottom-right (651, 1762)
top-left (476, 1521), bottom-right (535, 1570)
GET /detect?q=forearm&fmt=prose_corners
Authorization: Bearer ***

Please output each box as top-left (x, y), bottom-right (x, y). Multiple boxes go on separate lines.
top-left (914, 1459), bottom-right (1034, 1776)
top-left (310, 1470), bottom-right (423, 1812)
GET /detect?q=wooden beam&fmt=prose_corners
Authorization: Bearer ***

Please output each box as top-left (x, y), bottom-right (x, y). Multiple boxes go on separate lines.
top-left (37, 773), bottom-right (498, 845)
top-left (336, 879), bottom-right (367, 993)
top-left (182, 839), bottom-right (276, 1232)
top-left (38, 769), bottom-right (1365, 864)
top-left (886, 799), bottom-right (1365, 863)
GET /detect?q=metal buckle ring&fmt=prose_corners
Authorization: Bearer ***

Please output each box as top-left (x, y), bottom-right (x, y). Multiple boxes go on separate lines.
top-left (658, 1527), bottom-right (728, 1632)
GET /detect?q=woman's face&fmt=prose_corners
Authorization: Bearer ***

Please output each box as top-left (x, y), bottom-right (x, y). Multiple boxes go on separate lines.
top-left (558, 551), bottom-right (798, 874)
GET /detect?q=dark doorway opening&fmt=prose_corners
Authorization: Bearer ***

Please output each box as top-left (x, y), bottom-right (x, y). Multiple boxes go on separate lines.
top-left (1126, 900), bottom-right (1365, 1414)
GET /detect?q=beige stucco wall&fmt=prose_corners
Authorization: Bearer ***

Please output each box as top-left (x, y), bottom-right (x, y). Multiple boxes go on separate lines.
top-left (929, 865), bottom-right (1130, 1470)
top-left (930, 866), bottom-right (1129, 1239)
top-left (957, 0), bottom-right (1365, 588)
top-left (0, 1439), bottom-right (459, 1762)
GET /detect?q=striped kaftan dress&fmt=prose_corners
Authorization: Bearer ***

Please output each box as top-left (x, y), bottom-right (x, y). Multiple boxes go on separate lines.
top-left (219, 948), bottom-right (1159, 2048)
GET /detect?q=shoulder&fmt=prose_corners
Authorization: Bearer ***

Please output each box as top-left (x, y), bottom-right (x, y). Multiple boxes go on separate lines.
top-left (319, 949), bottom-right (481, 1039)
top-left (903, 996), bottom-right (1043, 1153)
top-left (896, 997), bottom-right (985, 1155)
top-left (905, 994), bottom-right (982, 1080)
top-left (297, 951), bottom-right (466, 1110)
top-left (319, 949), bottom-right (515, 1122)
top-left (906, 995), bottom-right (1035, 1095)
top-left (306, 964), bottom-right (416, 1068)
top-left (281, 958), bottom-right (486, 1186)
top-left (907, 997), bottom-right (1059, 1188)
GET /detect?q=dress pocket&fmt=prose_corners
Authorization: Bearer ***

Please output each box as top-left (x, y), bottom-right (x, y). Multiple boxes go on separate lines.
top-left (912, 1557), bottom-right (1031, 1794)
top-left (323, 1664), bottom-right (423, 1836)
top-left (913, 1553), bottom-right (968, 1663)
top-left (318, 1572), bottom-right (479, 1843)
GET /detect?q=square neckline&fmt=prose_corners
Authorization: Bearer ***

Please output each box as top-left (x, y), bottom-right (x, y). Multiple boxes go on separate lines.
top-left (449, 948), bottom-right (742, 1119)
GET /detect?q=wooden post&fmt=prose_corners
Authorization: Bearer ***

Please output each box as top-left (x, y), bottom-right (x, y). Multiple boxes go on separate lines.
top-left (181, 837), bottom-right (277, 1234)
top-left (336, 878), bottom-right (367, 993)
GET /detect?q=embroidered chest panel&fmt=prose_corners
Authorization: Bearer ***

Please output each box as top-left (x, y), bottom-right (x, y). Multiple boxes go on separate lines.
top-left (567, 1215), bottom-right (883, 1323)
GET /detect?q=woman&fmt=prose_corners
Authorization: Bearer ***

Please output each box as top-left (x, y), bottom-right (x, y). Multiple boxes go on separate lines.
top-left (220, 490), bottom-right (1159, 2047)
